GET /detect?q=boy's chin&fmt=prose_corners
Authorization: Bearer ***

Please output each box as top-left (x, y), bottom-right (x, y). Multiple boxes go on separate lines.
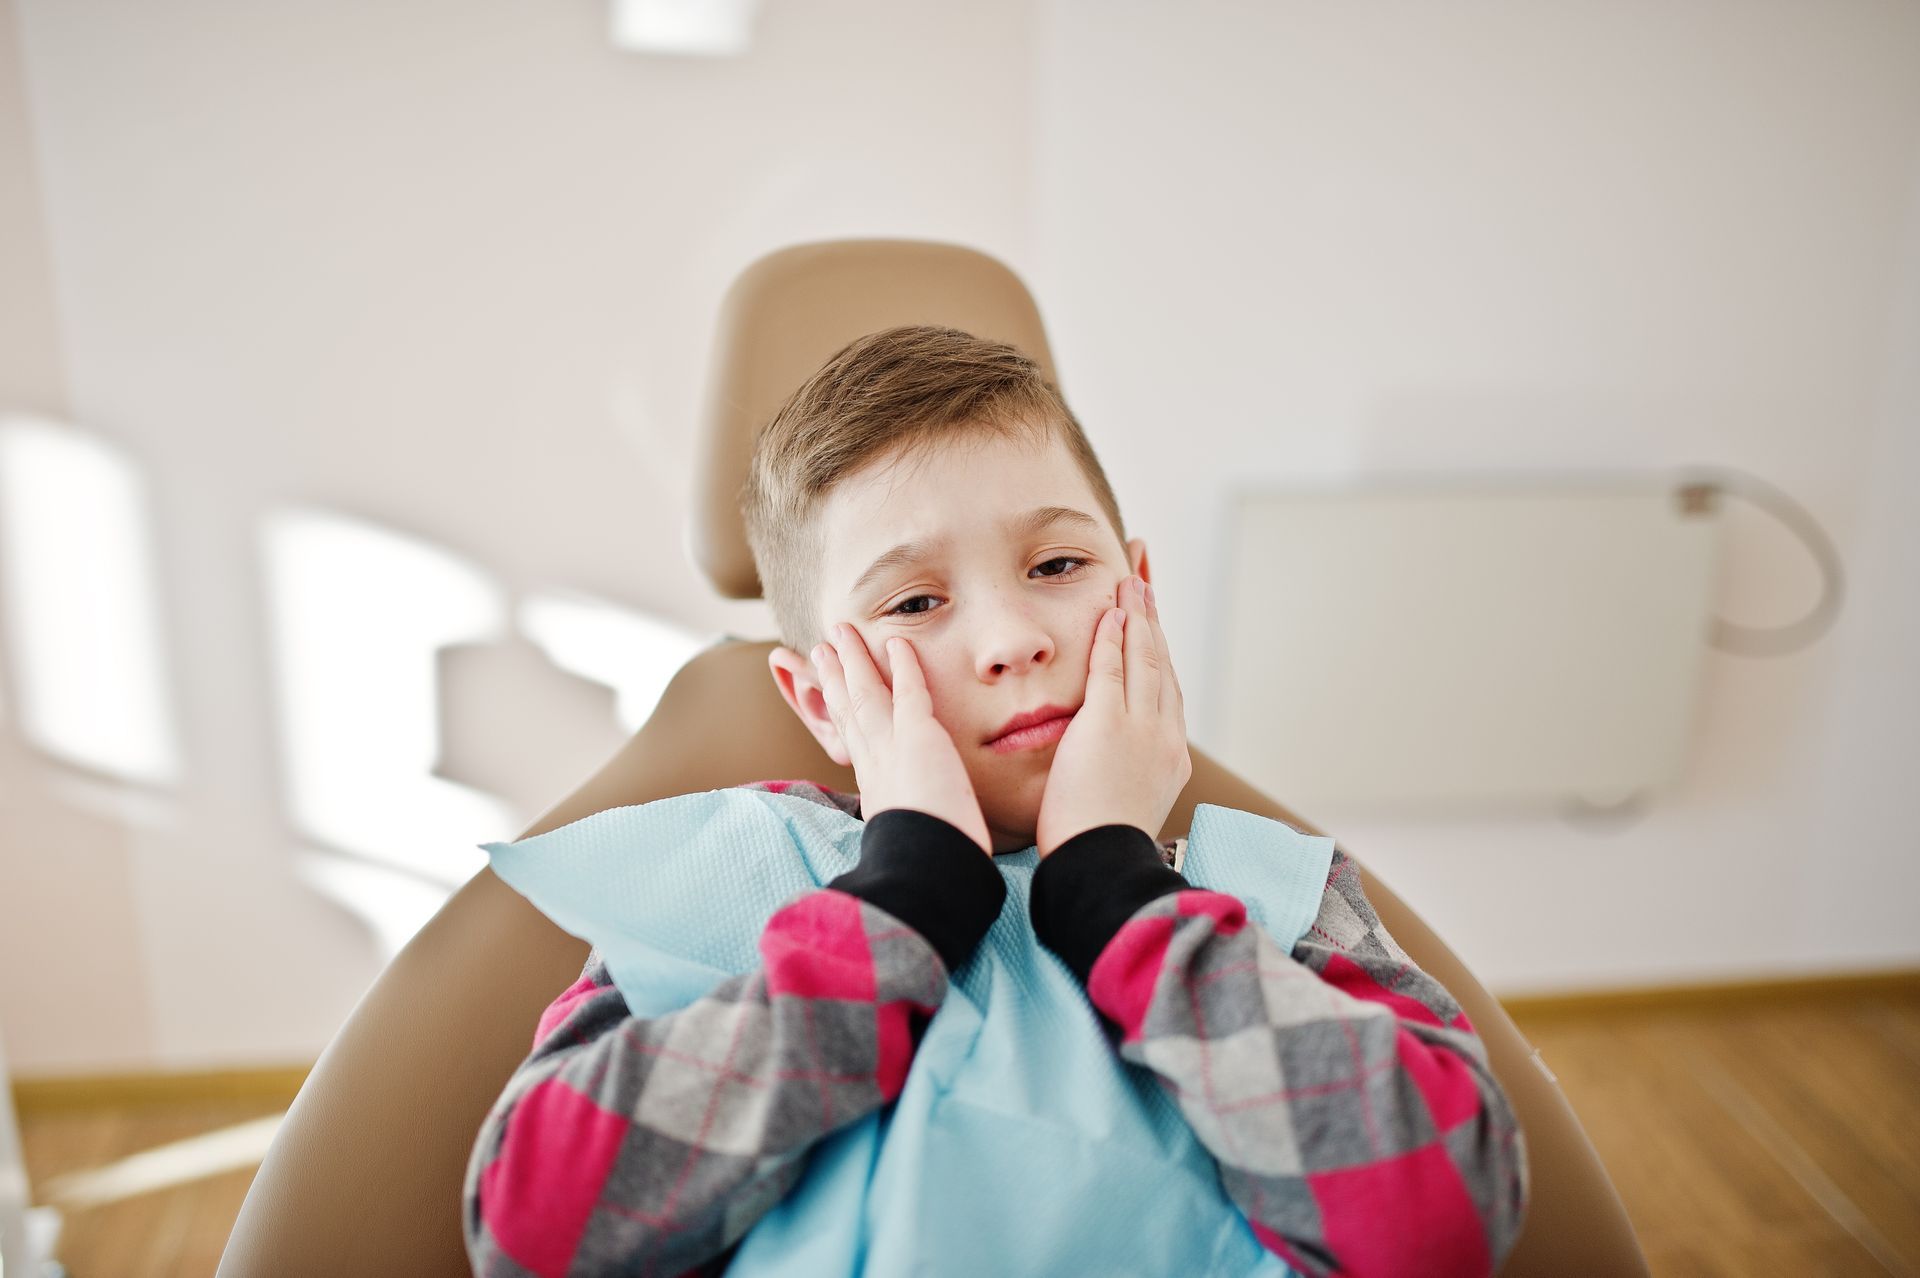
top-left (975, 752), bottom-right (1052, 852)
top-left (986, 826), bottom-right (1040, 856)
top-left (978, 782), bottom-right (1047, 854)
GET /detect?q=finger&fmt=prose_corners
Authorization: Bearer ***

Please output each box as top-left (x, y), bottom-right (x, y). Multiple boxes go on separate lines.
top-left (831, 624), bottom-right (889, 733)
top-left (812, 641), bottom-right (861, 751)
top-left (885, 637), bottom-right (934, 721)
top-left (1084, 605), bottom-right (1128, 711)
top-left (1122, 577), bottom-right (1161, 714)
top-left (1143, 581), bottom-right (1184, 718)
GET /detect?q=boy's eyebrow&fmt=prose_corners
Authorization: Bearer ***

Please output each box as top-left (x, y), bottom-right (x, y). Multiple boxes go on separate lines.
top-left (846, 505), bottom-right (1103, 599)
top-left (1010, 504), bottom-right (1103, 542)
top-left (848, 536), bottom-right (945, 600)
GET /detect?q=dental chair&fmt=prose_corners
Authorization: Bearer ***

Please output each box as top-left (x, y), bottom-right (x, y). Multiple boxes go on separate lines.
top-left (217, 239), bottom-right (1648, 1277)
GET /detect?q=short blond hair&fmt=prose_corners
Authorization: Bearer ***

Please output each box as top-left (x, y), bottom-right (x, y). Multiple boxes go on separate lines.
top-left (743, 325), bottom-right (1127, 653)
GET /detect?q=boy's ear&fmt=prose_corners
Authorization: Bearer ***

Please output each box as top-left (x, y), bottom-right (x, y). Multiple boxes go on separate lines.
top-left (1126, 537), bottom-right (1151, 583)
top-left (767, 646), bottom-right (851, 768)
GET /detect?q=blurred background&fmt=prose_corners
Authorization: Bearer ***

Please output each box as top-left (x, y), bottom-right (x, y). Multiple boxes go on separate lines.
top-left (1, 1), bottom-right (1915, 1274)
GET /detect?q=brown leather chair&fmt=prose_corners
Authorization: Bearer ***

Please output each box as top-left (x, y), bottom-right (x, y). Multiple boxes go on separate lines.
top-left (218, 240), bottom-right (1648, 1276)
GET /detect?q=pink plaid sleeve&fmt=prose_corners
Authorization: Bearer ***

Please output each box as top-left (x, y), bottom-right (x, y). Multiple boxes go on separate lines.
top-left (464, 801), bottom-right (1005, 1278)
top-left (462, 891), bottom-right (946, 1278)
top-left (1087, 848), bottom-right (1530, 1278)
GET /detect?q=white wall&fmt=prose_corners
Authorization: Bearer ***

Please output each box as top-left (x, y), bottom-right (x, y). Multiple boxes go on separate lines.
top-left (0, 0), bottom-right (62, 417)
top-left (0, 0), bottom-right (1040, 1075)
top-left (1031, 1), bottom-right (1920, 993)
top-left (0, 0), bottom-right (1914, 1074)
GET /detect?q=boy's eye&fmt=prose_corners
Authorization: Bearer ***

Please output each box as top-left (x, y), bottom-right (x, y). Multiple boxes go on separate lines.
top-left (881, 556), bottom-right (1091, 618)
top-left (1032, 556), bottom-right (1089, 579)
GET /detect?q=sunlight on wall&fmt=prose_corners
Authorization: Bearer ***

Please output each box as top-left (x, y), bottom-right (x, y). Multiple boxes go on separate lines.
top-left (291, 848), bottom-right (459, 963)
top-left (259, 511), bottom-right (712, 961)
top-left (0, 417), bottom-right (178, 786)
top-left (259, 509), bottom-right (513, 889)
top-left (518, 590), bottom-right (708, 732)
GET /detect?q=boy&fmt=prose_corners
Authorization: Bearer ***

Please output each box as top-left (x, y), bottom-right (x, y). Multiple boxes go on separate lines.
top-left (464, 327), bottom-right (1529, 1276)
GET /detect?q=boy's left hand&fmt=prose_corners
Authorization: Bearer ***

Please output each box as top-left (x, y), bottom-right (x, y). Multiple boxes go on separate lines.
top-left (1034, 575), bottom-right (1193, 858)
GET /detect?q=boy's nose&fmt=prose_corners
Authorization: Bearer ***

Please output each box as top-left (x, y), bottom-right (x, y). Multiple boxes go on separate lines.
top-left (976, 621), bottom-right (1055, 679)
top-left (984, 646), bottom-right (1050, 678)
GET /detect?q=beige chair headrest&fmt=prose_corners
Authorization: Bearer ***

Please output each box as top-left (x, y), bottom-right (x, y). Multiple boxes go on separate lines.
top-left (689, 238), bottom-right (1057, 600)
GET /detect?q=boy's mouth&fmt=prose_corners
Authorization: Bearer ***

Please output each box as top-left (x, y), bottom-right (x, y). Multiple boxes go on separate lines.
top-left (985, 704), bottom-right (1078, 753)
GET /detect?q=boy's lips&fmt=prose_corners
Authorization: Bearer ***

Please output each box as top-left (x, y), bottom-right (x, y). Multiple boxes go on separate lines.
top-left (984, 704), bottom-right (1078, 752)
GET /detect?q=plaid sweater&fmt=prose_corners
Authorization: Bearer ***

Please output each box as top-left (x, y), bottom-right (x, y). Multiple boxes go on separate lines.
top-left (465, 781), bottom-right (1528, 1277)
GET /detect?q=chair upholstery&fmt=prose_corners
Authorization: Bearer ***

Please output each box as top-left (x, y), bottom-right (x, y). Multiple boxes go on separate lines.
top-left (219, 239), bottom-right (1647, 1276)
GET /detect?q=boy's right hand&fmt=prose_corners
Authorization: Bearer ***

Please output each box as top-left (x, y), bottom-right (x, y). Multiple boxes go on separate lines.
top-left (813, 624), bottom-right (993, 856)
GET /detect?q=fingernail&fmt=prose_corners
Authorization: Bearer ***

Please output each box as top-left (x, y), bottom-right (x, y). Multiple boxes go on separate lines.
top-left (1144, 582), bottom-right (1155, 608)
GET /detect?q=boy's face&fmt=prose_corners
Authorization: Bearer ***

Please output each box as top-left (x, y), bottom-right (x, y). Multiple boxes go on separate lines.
top-left (768, 428), bottom-right (1149, 853)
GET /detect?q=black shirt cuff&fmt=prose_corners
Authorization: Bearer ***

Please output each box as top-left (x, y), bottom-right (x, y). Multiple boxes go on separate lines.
top-left (1029, 824), bottom-right (1190, 985)
top-left (826, 808), bottom-right (1006, 973)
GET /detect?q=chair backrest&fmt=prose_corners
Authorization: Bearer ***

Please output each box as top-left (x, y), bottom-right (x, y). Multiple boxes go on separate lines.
top-left (219, 240), bottom-right (1646, 1276)
top-left (689, 237), bottom-right (1058, 600)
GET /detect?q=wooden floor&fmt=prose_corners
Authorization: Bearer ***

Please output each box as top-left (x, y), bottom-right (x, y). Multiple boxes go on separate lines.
top-left (16, 1098), bottom-right (284, 1278)
top-left (15, 988), bottom-right (1920, 1277)
top-left (1512, 988), bottom-right (1920, 1277)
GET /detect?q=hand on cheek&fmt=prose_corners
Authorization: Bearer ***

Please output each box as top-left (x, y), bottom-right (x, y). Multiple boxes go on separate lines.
top-left (811, 624), bottom-right (993, 856)
top-left (1034, 576), bottom-right (1193, 858)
